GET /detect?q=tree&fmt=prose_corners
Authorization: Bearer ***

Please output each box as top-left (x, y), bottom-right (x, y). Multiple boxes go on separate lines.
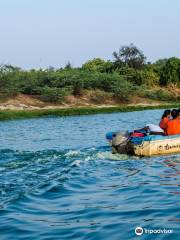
top-left (82, 58), bottom-right (105, 71)
top-left (65, 61), bottom-right (72, 70)
top-left (155, 59), bottom-right (168, 67)
top-left (113, 43), bottom-right (146, 69)
top-left (0, 64), bottom-right (21, 73)
top-left (111, 77), bottom-right (135, 102)
top-left (160, 57), bottom-right (180, 85)
top-left (47, 66), bottom-right (55, 72)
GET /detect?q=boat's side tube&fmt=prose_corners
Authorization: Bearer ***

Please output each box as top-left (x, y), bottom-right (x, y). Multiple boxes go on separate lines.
top-left (134, 137), bottom-right (180, 156)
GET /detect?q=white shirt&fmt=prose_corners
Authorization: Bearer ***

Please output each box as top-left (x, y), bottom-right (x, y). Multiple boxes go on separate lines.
top-left (146, 124), bottom-right (164, 133)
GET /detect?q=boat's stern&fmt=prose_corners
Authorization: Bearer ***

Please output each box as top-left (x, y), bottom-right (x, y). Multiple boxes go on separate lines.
top-left (106, 131), bottom-right (134, 154)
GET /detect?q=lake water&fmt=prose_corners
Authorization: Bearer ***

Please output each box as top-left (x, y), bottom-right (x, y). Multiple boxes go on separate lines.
top-left (0, 109), bottom-right (179, 240)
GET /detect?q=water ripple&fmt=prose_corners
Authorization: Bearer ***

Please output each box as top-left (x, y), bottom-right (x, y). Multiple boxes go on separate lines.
top-left (0, 110), bottom-right (179, 239)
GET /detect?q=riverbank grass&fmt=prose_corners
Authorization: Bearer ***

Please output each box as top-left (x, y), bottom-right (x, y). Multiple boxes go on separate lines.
top-left (0, 104), bottom-right (180, 121)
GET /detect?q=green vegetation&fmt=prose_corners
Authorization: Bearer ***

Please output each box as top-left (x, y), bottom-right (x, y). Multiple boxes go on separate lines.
top-left (1, 43), bottom-right (180, 104)
top-left (0, 104), bottom-right (180, 121)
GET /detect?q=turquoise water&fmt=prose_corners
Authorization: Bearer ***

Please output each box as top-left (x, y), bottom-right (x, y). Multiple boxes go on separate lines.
top-left (0, 109), bottom-right (179, 240)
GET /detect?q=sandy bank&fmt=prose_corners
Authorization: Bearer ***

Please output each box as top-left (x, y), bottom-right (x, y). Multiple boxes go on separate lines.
top-left (0, 93), bottom-right (169, 111)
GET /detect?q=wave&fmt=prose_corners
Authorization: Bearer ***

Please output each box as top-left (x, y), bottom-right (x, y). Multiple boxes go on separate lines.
top-left (2, 145), bottom-right (177, 209)
top-left (0, 146), bottom-right (112, 207)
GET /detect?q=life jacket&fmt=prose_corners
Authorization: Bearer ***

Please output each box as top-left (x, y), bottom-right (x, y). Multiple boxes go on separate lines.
top-left (159, 117), bottom-right (169, 130)
top-left (166, 118), bottom-right (180, 135)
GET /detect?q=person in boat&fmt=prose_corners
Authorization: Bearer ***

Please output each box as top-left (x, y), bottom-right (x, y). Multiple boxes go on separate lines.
top-left (133, 123), bottom-right (165, 136)
top-left (145, 124), bottom-right (165, 135)
top-left (166, 109), bottom-right (180, 135)
top-left (159, 109), bottom-right (171, 133)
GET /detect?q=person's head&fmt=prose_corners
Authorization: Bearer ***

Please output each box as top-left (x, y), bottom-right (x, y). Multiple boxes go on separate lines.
top-left (171, 109), bottom-right (178, 119)
top-left (162, 109), bottom-right (171, 119)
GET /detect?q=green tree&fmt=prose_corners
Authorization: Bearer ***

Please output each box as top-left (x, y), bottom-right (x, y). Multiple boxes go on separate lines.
top-left (113, 43), bottom-right (146, 69)
top-left (133, 69), bottom-right (159, 86)
top-left (83, 58), bottom-right (114, 73)
top-left (39, 86), bottom-right (71, 103)
top-left (82, 58), bottom-right (106, 72)
top-left (160, 57), bottom-right (180, 85)
top-left (111, 77), bottom-right (135, 102)
top-left (65, 61), bottom-right (72, 70)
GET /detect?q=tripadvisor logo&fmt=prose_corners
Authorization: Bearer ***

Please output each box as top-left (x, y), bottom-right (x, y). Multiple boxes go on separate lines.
top-left (135, 227), bottom-right (143, 236)
top-left (135, 226), bottom-right (173, 236)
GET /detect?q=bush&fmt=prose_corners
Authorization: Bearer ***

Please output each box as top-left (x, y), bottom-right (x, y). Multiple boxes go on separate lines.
top-left (72, 79), bottom-right (84, 96)
top-left (87, 72), bottom-right (121, 92)
top-left (111, 78), bottom-right (135, 102)
top-left (160, 58), bottom-right (180, 86)
top-left (143, 89), bottom-right (176, 102)
top-left (0, 56), bottom-right (180, 104)
top-left (89, 90), bottom-right (113, 104)
top-left (39, 87), bottom-right (71, 103)
top-left (82, 58), bottom-right (106, 71)
top-left (133, 69), bottom-right (159, 86)
top-left (82, 58), bottom-right (114, 73)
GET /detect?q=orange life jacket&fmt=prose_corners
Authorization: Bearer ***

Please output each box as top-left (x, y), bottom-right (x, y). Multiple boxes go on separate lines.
top-left (166, 118), bottom-right (180, 135)
top-left (159, 117), bottom-right (169, 130)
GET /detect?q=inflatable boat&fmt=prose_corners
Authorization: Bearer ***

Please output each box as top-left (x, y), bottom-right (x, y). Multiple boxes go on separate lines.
top-left (106, 131), bottom-right (180, 156)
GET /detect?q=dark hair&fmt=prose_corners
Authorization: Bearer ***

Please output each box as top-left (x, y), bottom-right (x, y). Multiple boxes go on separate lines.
top-left (171, 109), bottom-right (178, 119)
top-left (161, 109), bottom-right (171, 119)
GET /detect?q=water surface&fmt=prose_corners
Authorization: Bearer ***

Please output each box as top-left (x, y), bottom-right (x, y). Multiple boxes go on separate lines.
top-left (0, 110), bottom-right (179, 239)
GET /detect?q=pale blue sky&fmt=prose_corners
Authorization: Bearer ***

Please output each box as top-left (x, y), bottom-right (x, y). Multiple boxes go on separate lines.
top-left (0, 0), bottom-right (179, 69)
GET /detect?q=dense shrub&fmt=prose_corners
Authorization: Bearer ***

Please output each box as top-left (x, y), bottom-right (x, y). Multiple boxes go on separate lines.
top-left (89, 90), bottom-right (112, 104)
top-left (82, 58), bottom-right (106, 72)
top-left (0, 54), bottom-right (180, 104)
top-left (72, 79), bottom-right (84, 96)
top-left (39, 87), bottom-right (71, 103)
top-left (115, 66), bottom-right (159, 86)
top-left (111, 78), bottom-right (135, 102)
top-left (133, 69), bottom-right (159, 86)
top-left (82, 58), bottom-right (114, 73)
top-left (160, 58), bottom-right (180, 86)
top-left (143, 89), bottom-right (176, 102)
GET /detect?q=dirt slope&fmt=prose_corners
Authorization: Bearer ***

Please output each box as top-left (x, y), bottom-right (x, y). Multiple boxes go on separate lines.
top-left (0, 92), bottom-right (167, 110)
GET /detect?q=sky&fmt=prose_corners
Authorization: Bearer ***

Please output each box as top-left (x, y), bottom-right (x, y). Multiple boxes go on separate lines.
top-left (0, 0), bottom-right (179, 69)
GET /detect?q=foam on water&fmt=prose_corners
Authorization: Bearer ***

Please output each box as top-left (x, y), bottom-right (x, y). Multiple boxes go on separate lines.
top-left (65, 150), bottom-right (81, 157)
top-left (97, 151), bottom-right (130, 161)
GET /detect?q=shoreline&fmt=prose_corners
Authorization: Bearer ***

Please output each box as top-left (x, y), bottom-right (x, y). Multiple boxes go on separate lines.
top-left (0, 103), bottom-right (180, 121)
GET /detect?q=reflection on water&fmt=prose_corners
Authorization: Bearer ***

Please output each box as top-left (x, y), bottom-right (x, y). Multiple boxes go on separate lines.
top-left (0, 110), bottom-right (179, 239)
top-left (161, 158), bottom-right (180, 197)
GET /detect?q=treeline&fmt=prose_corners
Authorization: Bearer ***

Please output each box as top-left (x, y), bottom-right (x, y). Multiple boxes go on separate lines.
top-left (1, 43), bottom-right (180, 103)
